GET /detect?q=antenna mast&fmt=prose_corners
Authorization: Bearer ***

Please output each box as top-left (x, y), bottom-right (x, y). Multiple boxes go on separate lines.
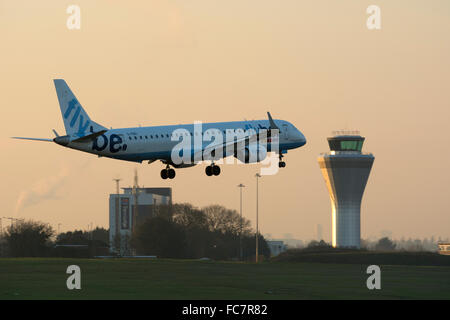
top-left (113, 178), bottom-right (121, 195)
top-left (113, 178), bottom-right (121, 254)
top-left (132, 169), bottom-right (139, 233)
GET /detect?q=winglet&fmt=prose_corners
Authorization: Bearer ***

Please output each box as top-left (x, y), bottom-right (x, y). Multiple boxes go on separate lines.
top-left (267, 112), bottom-right (279, 130)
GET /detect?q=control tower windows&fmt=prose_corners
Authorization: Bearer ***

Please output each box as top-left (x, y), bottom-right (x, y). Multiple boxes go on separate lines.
top-left (340, 140), bottom-right (363, 151)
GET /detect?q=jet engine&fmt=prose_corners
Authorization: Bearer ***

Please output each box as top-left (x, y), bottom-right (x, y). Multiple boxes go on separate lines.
top-left (235, 143), bottom-right (267, 163)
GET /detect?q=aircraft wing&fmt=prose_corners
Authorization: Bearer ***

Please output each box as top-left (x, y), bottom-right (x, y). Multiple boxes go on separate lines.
top-left (192, 112), bottom-right (280, 161)
top-left (192, 130), bottom-right (260, 161)
top-left (72, 130), bottom-right (108, 143)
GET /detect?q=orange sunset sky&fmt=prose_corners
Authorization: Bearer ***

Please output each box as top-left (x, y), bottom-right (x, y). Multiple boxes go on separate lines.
top-left (1, 1), bottom-right (449, 241)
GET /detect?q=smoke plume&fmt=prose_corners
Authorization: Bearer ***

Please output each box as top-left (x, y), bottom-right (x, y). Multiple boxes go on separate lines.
top-left (15, 167), bottom-right (70, 213)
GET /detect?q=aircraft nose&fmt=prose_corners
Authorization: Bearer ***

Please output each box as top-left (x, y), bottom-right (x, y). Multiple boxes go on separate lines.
top-left (296, 129), bottom-right (306, 146)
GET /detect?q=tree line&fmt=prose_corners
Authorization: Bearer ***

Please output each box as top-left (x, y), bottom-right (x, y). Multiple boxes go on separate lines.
top-left (0, 203), bottom-right (270, 260)
top-left (279, 237), bottom-right (446, 252)
top-left (0, 220), bottom-right (109, 257)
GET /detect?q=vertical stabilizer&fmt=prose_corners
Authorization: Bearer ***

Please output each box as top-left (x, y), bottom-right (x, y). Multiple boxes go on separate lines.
top-left (53, 79), bottom-right (106, 137)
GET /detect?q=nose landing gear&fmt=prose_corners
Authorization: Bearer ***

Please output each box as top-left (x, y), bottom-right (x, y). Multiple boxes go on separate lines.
top-left (278, 154), bottom-right (286, 168)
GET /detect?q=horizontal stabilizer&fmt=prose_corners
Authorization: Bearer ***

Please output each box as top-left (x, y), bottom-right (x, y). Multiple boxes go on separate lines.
top-left (11, 137), bottom-right (53, 142)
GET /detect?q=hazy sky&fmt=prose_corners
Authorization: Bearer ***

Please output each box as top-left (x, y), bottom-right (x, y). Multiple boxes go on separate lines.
top-left (1, 1), bottom-right (449, 241)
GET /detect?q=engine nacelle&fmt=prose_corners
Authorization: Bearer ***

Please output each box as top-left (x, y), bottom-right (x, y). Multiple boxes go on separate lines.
top-left (171, 163), bottom-right (197, 169)
top-left (235, 143), bottom-right (267, 163)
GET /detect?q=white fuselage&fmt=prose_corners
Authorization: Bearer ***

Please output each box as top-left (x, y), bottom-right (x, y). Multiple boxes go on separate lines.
top-left (59, 119), bottom-right (306, 164)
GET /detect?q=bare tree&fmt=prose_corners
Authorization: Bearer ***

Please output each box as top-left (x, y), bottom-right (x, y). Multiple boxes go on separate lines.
top-left (203, 205), bottom-right (251, 236)
top-left (172, 203), bottom-right (208, 229)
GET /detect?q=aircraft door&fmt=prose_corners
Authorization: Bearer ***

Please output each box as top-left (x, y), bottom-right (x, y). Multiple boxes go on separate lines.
top-left (282, 124), bottom-right (289, 140)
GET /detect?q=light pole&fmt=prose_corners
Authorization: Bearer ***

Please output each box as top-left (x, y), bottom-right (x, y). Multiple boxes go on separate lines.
top-left (255, 173), bottom-right (261, 263)
top-left (237, 183), bottom-right (245, 261)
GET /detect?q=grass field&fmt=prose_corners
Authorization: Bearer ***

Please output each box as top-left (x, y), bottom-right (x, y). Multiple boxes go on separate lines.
top-left (1, 258), bottom-right (450, 299)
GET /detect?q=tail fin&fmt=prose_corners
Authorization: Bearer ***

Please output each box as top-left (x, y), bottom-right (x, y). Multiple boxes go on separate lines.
top-left (53, 79), bottom-right (107, 137)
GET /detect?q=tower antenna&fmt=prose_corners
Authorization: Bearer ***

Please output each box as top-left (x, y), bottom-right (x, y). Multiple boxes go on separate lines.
top-left (113, 178), bottom-right (121, 195)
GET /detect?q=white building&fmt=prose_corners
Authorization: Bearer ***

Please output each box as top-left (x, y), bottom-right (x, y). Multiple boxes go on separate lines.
top-left (267, 240), bottom-right (287, 257)
top-left (318, 131), bottom-right (374, 248)
top-left (438, 242), bottom-right (450, 255)
top-left (109, 187), bottom-right (172, 255)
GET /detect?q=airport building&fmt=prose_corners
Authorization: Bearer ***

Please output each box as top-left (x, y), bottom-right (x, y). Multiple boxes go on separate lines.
top-left (318, 131), bottom-right (374, 248)
top-left (109, 187), bottom-right (172, 254)
top-left (267, 240), bottom-right (287, 257)
top-left (438, 242), bottom-right (450, 255)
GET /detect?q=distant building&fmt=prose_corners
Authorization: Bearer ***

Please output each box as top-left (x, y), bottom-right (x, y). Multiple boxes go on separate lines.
top-left (438, 242), bottom-right (450, 255)
top-left (109, 187), bottom-right (172, 255)
top-left (267, 240), bottom-right (287, 257)
top-left (316, 224), bottom-right (323, 241)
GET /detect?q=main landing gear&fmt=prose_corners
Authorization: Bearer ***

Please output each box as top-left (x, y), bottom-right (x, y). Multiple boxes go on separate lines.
top-left (205, 164), bottom-right (221, 176)
top-left (278, 154), bottom-right (286, 168)
top-left (161, 165), bottom-right (176, 179)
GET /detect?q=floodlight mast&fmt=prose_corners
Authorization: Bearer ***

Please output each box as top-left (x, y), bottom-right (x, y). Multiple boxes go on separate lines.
top-left (237, 183), bottom-right (246, 261)
top-left (255, 173), bottom-right (262, 263)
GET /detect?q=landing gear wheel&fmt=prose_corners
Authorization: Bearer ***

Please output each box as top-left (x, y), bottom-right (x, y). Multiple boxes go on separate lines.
top-left (212, 165), bottom-right (221, 176)
top-left (168, 168), bottom-right (176, 179)
top-left (205, 166), bottom-right (213, 176)
top-left (278, 153), bottom-right (286, 168)
top-left (161, 169), bottom-right (168, 179)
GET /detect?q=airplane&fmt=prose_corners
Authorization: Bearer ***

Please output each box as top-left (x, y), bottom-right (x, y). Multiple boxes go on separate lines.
top-left (12, 79), bottom-right (306, 179)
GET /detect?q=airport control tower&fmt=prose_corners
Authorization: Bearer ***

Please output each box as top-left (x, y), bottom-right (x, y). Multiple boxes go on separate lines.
top-left (318, 131), bottom-right (374, 248)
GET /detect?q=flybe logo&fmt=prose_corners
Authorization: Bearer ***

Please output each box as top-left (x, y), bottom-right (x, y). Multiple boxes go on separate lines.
top-left (92, 134), bottom-right (127, 153)
top-left (64, 98), bottom-right (91, 136)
